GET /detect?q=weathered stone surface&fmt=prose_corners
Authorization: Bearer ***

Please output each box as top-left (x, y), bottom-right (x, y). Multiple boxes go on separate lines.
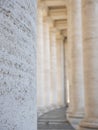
top-left (0, 0), bottom-right (37, 130)
top-left (79, 0), bottom-right (98, 130)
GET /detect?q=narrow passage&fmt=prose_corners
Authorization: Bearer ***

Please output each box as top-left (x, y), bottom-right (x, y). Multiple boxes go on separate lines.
top-left (38, 107), bottom-right (74, 130)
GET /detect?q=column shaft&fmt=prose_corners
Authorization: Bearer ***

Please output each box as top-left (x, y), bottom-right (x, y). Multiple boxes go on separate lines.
top-left (67, 1), bottom-right (74, 114)
top-left (79, 1), bottom-right (98, 129)
top-left (56, 37), bottom-right (65, 107)
top-left (64, 39), bottom-right (70, 105)
top-left (43, 17), bottom-right (51, 108)
top-left (70, 0), bottom-right (84, 117)
top-left (37, 7), bottom-right (45, 113)
top-left (50, 28), bottom-right (58, 108)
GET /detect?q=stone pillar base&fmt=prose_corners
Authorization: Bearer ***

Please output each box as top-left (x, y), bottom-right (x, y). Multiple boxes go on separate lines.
top-left (79, 119), bottom-right (98, 130)
top-left (68, 112), bottom-right (84, 118)
top-left (67, 112), bottom-right (84, 129)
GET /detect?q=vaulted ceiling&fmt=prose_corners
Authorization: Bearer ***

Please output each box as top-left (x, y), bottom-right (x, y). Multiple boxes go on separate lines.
top-left (38, 0), bottom-right (68, 38)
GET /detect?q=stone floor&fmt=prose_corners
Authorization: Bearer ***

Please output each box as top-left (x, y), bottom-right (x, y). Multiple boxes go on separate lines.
top-left (38, 107), bottom-right (74, 130)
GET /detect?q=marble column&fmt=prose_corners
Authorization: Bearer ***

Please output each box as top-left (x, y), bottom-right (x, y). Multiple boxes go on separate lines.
top-left (66, 1), bottom-right (74, 115)
top-left (56, 36), bottom-right (65, 107)
top-left (64, 39), bottom-right (70, 105)
top-left (0, 0), bottom-right (37, 130)
top-left (43, 17), bottom-right (51, 109)
top-left (37, 7), bottom-right (45, 113)
top-left (50, 28), bottom-right (59, 108)
top-left (69, 0), bottom-right (84, 118)
top-left (79, 1), bottom-right (98, 130)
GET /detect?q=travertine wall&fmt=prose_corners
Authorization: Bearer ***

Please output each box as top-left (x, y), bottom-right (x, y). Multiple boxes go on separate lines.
top-left (0, 0), bottom-right (37, 130)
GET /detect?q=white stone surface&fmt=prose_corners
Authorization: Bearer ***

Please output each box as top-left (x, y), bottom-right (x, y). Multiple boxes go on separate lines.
top-left (66, 0), bottom-right (74, 114)
top-left (37, 7), bottom-right (45, 112)
top-left (56, 36), bottom-right (65, 107)
top-left (0, 0), bottom-right (37, 130)
top-left (50, 28), bottom-right (58, 107)
top-left (64, 39), bottom-right (70, 104)
top-left (43, 17), bottom-right (51, 108)
top-left (70, 0), bottom-right (84, 118)
top-left (79, 0), bottom-right (98, 130)
top-left (67, 0), bottom-right (85, 129)
top-left (37, 0), bottom-right (67, 115)
top-left (36, 0), bottom-right (98, 129)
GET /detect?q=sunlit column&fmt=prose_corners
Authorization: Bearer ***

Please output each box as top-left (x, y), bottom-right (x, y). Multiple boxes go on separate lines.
top-left (79, 1), bottom-right (98, 130)
top-left (69, 0), bottom-right (84, 118)
top-left (50, 28), bottom-right (59, 108)
top-left (43, 17), bottom-right (51, 108)
top-left (66, 0), bottom-right (74, 115)
top-left (64, 39), bottom-right (70, 105)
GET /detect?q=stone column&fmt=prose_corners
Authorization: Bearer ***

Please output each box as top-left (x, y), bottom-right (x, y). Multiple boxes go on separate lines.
top-left (56, 36), bottom-right (65, 107)
top-left (66, 1), bottom-right (74, 115)
top-left (64, 39), bottom-right (70, 105)
top-left (37, 7), bottom-right (45, 114)
top-left (69, 0), bottom-right (84, 118)
top-left (43, 17), bottom-right (51, 109)
top-left (79, 1), bottom-right (98, 130)
top-left (0, 1), bottom-right (37, 130)
top-left (50, 28), bottom-right (58, 108)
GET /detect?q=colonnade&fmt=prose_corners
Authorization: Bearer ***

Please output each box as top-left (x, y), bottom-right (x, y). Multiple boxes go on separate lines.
top-left (37, 0), bottom-right (98, 130)
top-left (67, 0), bottom-right (98, 130)
top-left (0, 0), bottom-right (98, 130)
top-left (37, 7), bottom-right (66, 116)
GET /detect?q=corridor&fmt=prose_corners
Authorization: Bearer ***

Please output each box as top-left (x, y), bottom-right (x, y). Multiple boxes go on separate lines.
top-left (38, 107), bottom-right (74, 130)
top-left (0, 0), bottom-right (98, 130)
